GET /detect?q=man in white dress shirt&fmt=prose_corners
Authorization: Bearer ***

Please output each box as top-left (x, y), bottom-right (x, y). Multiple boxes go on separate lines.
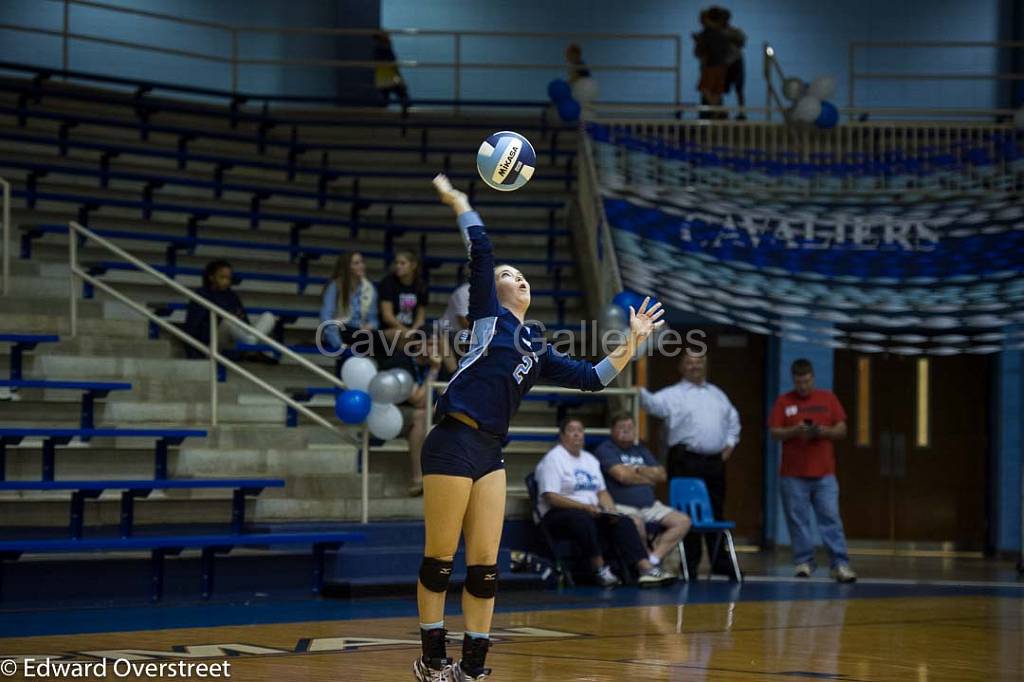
top-left (640, 353), bottom-right (741, 578)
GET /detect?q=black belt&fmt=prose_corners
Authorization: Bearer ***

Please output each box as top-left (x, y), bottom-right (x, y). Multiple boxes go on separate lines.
top-left (671, 445), bottom-right (718, 457)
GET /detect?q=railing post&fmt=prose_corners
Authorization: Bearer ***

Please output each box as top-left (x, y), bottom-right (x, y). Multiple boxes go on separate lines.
top-left (453, 33), bottom-right (461, 113)
top-left (361, 425), bottom-right (370, 524)
top-left (62, 0), bottom-right (70, 73)
top-left (231, 29), bottom-right (239, 95)
top-left (673, 35), bottom-right (681, 109)
top-left (0, 178), bottom-right (9, 297)
top-left (425, 382), bottom-right (434, 436)
top-left (209, 308), bottom-right (219, 426)
top-left (847, 42), bottom-right (855, 112)
top-left (68, 221), bottom-right (78, 338)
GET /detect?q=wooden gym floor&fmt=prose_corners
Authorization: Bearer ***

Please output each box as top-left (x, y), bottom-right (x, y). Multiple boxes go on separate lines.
top-left (2, 557), bottom-right (1022, 681)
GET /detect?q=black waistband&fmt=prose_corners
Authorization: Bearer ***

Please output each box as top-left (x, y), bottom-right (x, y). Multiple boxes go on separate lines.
top-left (670, 444), bottom-right (718, 457)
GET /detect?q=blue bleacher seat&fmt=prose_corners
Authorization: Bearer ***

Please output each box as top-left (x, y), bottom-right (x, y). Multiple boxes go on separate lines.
top-left (0, 427), bottom-right (207, 481)
top-left (11, 185), bottom-right (569, 243)
top-left (0, 157), bottom-right (566, 211)
top-left (0, 478), bottom-right (285, 539)
top-left (0, 530), bottom-right (365, 602)
top-left (0, 334), bottom-right (60, 381)
top-left (0, 379), bottom-right (132, 429)
top-left (669, 477), bottom-right (742, 582)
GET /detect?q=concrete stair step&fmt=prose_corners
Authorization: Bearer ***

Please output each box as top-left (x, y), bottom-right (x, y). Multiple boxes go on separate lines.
top-left (28, 353), bottom-right (209, 381)
top-left (176, 446), bottom-right (358, 476)
top-left (267, 472), bottom-right (386, 499)
top-left (253, 489), bottom-right (530, 522)
top-left (201, 424), bottom-right (311, 450)
top-left (102, 401), bottom-right (284, 424)
top-left (0, 495), bottom-right (257, 528)
top-left (47, 336), bottom-right (180, 359)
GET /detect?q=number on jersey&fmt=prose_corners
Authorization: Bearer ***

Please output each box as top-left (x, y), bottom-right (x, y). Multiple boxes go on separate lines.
top-left (512, 354), bottom-right (534, 384)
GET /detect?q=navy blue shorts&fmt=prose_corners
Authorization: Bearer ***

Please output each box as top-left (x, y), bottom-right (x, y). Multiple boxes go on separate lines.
top-left (421, 417), bottom-right (505, 481)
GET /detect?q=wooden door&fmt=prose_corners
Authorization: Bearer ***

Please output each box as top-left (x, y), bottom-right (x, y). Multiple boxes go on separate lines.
top-left (834, 352), bottom-right (989, 547)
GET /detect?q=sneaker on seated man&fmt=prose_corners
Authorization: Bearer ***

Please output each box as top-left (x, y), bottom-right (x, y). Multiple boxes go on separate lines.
top-left (594, 412), bottom-right (692, 579)
top-left (534, 417), bottom-right (676, 588)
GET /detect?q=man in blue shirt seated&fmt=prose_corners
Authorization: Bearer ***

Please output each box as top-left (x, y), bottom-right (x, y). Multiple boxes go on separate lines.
top-left (594, 412), bottom-right (691, 576)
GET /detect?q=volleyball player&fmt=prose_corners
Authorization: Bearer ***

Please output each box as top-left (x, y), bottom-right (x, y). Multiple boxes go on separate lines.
top-left (413, 174), bottom-right (666, 681)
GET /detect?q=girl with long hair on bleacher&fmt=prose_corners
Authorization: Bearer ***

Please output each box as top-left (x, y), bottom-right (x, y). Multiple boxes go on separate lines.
top-left (413, 175), bottom-right (665, 682)
top-left (320, 251), bottom-right (378, 351)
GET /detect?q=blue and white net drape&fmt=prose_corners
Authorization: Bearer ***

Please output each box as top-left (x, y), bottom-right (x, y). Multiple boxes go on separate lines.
top-left (591, 123), bottom-right (1024, 355)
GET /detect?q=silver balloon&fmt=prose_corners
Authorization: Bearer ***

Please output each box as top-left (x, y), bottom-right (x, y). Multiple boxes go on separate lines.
top-left (792, 95), bottom-right (822, 123)
top-left (599, 303), bottom-right (628, 334)
top-left (782, 77), bottom-right (807, 101)
top-left (390, 368), bottom-right (415, 403)
top-left (368, 370), bottom-right (402, 404)
top-left (367, 402), bottom-right (404, 440)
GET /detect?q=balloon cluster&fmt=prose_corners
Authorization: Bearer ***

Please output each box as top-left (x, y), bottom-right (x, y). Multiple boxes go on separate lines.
top-left (783, 76), bottom-right (838, 130)
top-left (599, 290), bottom-right (666, 355)
top-left (333, 356), bottom-right (413, 440)
top-left (549, 78), bottom-right (599, 123)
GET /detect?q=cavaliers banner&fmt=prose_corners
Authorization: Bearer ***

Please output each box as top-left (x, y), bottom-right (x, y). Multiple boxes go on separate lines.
top-left (590, 130), bottom-right (1024, 355)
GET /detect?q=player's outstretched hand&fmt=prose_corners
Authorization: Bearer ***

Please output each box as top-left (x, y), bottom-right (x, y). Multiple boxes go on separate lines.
top-left (629, 296), bottom-right (665, 342)
top-left (432, 173), bottom-right (469, 211)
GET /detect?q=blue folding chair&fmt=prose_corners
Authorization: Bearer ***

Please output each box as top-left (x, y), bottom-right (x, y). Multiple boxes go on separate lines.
top-left (669, 477), bottom-right (742, 583)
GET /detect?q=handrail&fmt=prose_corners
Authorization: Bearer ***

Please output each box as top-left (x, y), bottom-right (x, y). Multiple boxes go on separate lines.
top-left (0, 177), bottom-right (9, 297)
top-left (66, 221), bottom-right (373, 523)
top-left (8, 0), bottom-right (683, 104)
top-left (586, 119), bottom-right (1019, 194)
top-left (848, 40), bottom-right (1024, 110)
top-left (579, 133), bottom-right (621, 308)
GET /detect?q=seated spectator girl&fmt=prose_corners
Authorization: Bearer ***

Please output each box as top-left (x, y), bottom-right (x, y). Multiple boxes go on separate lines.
top-left (378, 250), bottom-right (427, 344)
top-left (183, 260), bottom-right (277, 360)
top-left (319, 251), bottom-right (379, 351)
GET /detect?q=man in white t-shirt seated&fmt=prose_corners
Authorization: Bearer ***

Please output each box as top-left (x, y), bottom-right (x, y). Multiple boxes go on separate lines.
top-left (534, 417), bottom-right (675, 588)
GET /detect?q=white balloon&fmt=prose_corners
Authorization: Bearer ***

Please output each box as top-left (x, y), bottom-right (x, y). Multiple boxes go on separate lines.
top-left (793, 95), bottom-right (822, 123)
top-left (782, 77), bottom-right (807, 101)
top-left (368, 370), bottom-right (402, 404)
top-left (391, 369), bottom-right (415, 403)
top-left (808, 75), bottom-right (836, 100)
top-left (341, 356), bottom-right (377, 392)
top-left (572, 77), bottom-right (599, 104)
top-left (367, 402), bottom-right (403, 440)
top-left (1014, 107), bottom-right (1024, 129)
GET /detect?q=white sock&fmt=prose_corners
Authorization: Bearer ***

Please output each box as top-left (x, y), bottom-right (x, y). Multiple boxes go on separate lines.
top-left (648, 554), bottom-right (660, 566)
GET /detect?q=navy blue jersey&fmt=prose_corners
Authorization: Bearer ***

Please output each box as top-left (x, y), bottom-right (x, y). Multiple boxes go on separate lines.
top-left (435, 212), bottom-right (613, 438)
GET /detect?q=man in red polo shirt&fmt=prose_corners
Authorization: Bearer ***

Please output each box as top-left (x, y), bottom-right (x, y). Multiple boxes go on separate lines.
top-left (767, 358), bottom-right (856, 583)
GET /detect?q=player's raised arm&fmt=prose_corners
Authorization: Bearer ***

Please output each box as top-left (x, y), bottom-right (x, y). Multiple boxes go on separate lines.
top-left (433, 173), bottom-right (499, 320)
top-left (541, 296), bottom-right (666, 390)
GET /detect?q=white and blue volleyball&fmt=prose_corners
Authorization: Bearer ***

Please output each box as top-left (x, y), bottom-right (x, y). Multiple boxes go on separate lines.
top-left (476, 131), bottom-right (536, 191)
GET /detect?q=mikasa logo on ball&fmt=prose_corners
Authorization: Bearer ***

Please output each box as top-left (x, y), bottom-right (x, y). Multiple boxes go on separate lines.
top-left (477, 130), bottom-right (536, 191)
top-left (492, 140), bottom-right (521, 183)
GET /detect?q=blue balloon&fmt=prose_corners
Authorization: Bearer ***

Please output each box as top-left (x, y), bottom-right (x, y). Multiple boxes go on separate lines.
top-left (547, 79), bottom-right (571, 103)
top-left (557, 98), bottom-right (581, 122)
top-left (613, 290), bottom-right (649, 314)
top-left (815, 101), bottom-right (838, 129)
top-left (334, 389), bottom-right (371, 424)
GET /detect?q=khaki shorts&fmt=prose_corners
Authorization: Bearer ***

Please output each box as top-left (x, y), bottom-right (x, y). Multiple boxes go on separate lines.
top-left (615, 500), bottom-right (676, 525)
